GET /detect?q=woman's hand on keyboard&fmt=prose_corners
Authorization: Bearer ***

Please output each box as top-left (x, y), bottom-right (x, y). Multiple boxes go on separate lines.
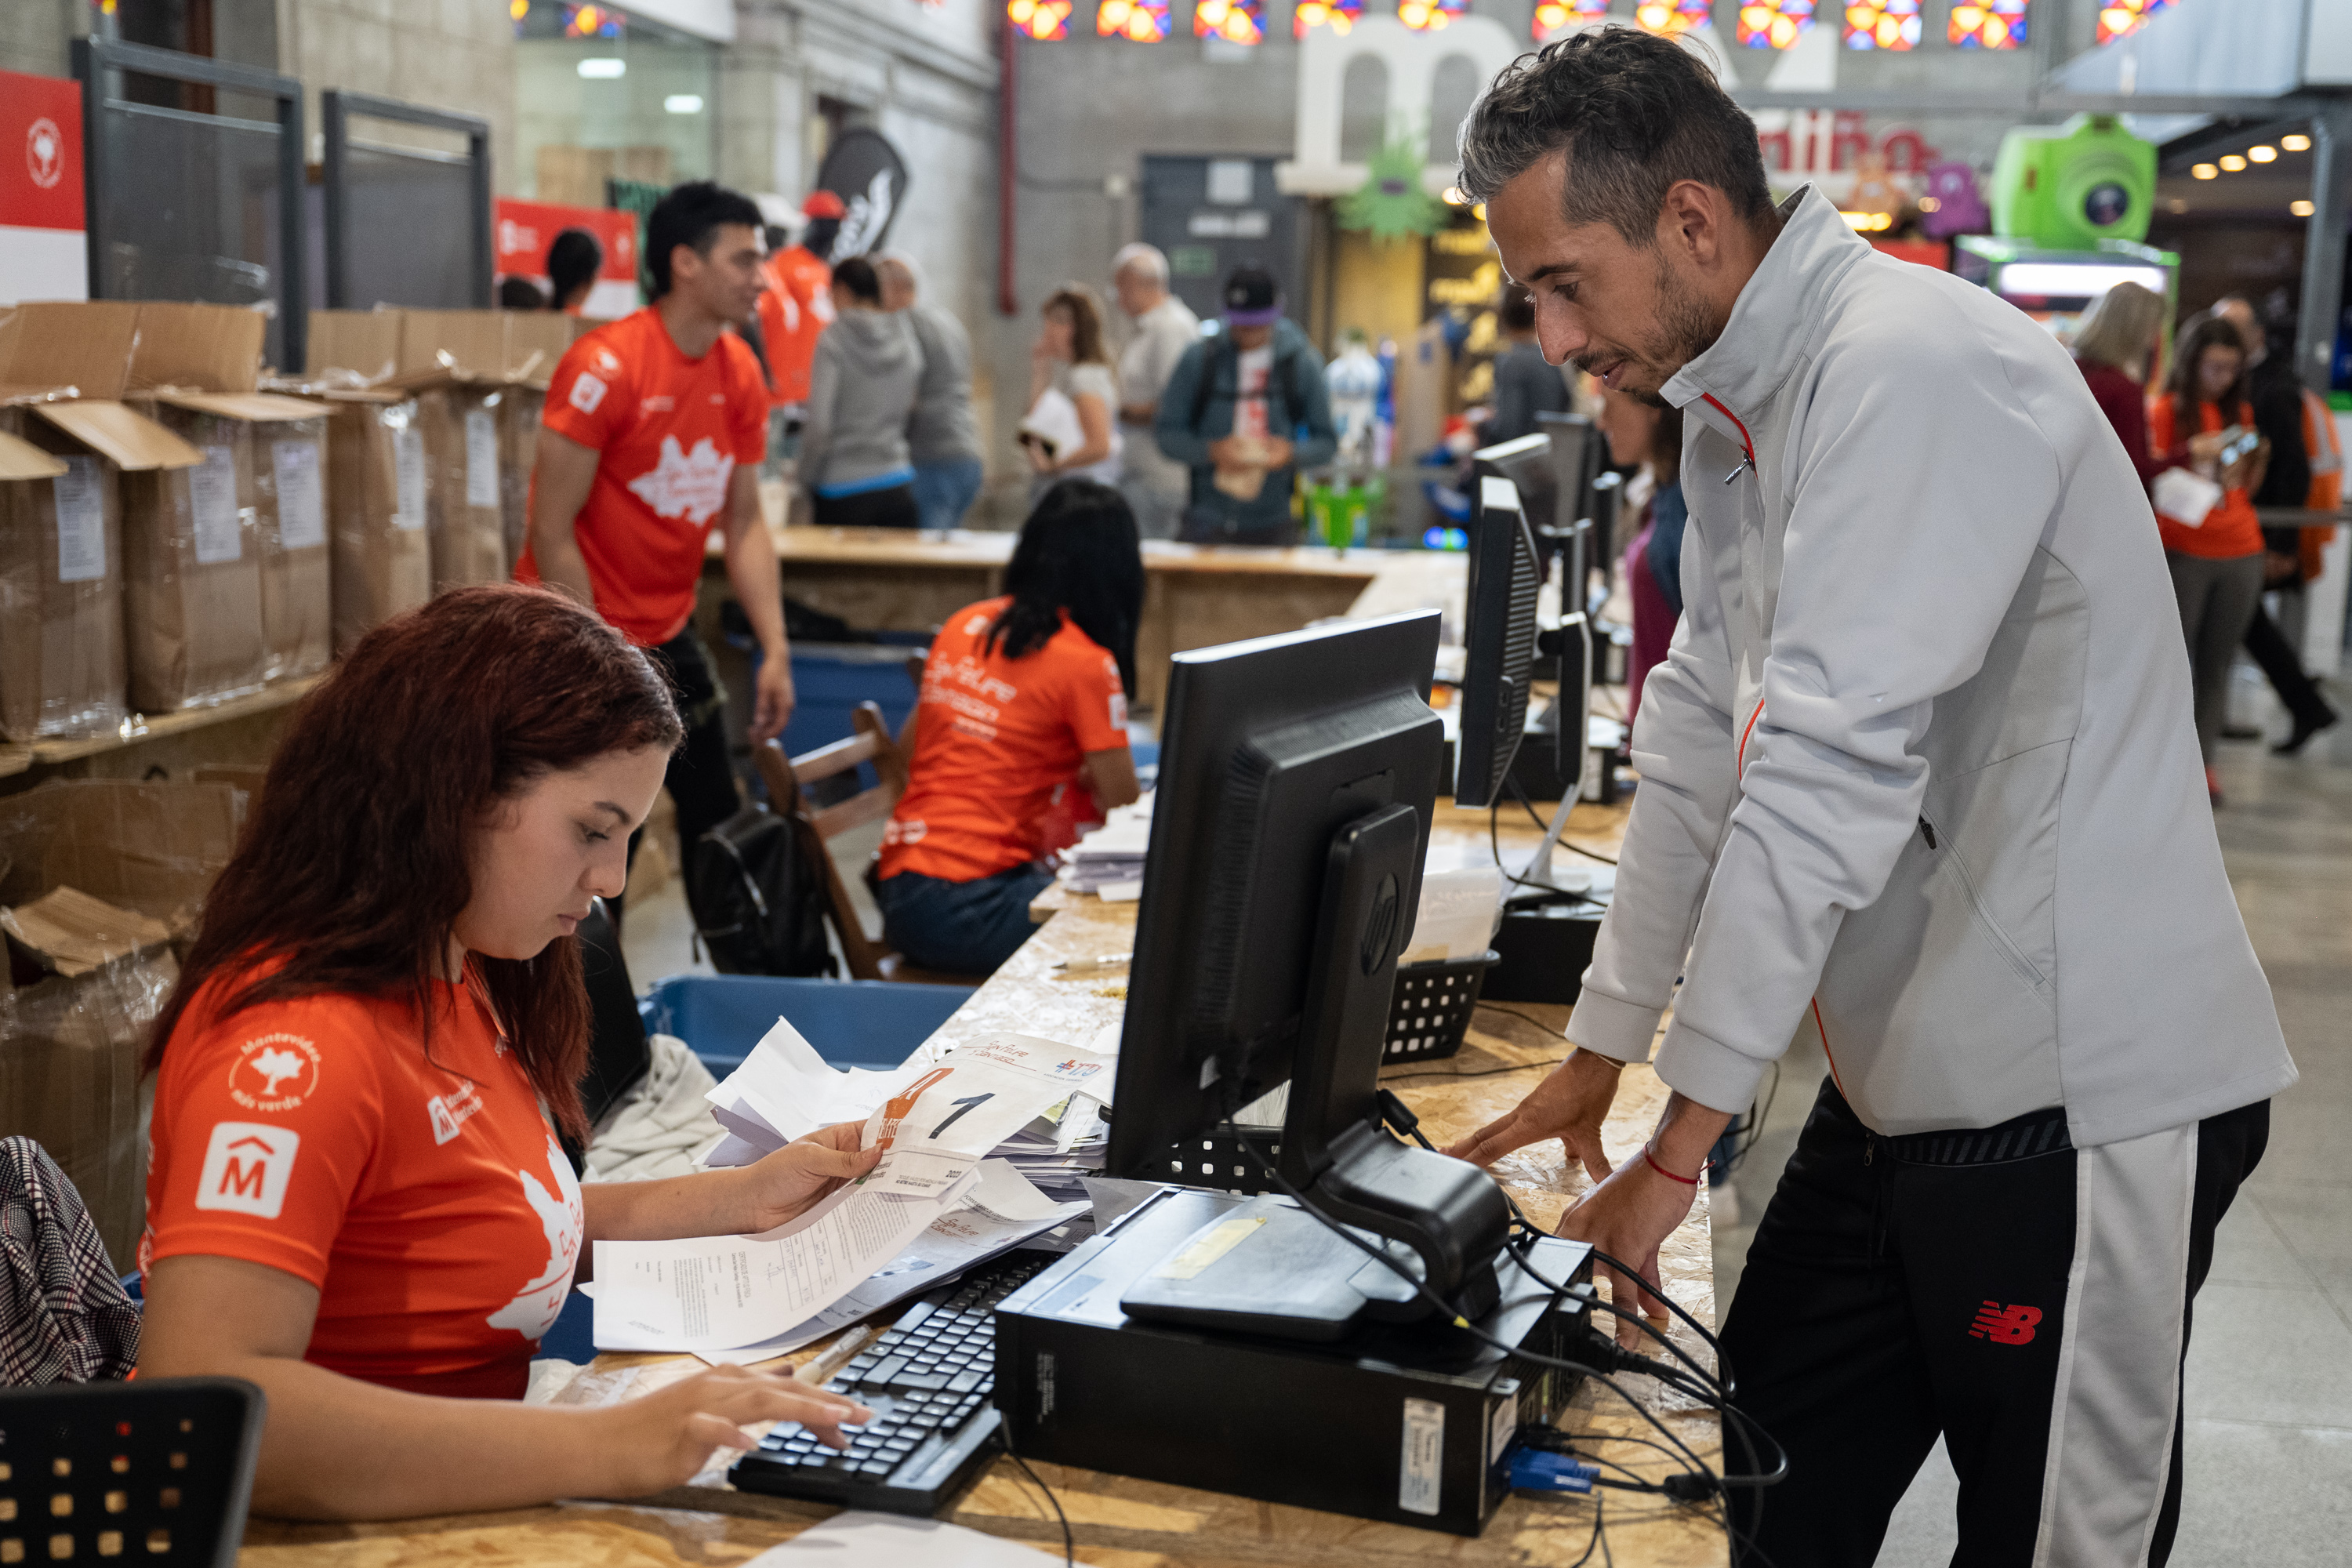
top-left (739, 1120), bottom-right (885, 1233)
top-left (593, 1365), bottom-right (873, 1494)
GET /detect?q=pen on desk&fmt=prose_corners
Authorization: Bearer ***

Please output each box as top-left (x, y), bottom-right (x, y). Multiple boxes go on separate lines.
top-left (796, 1323), bottom-right (877, 1387)
top-left (1052, 952), bottom-right (1132, 978)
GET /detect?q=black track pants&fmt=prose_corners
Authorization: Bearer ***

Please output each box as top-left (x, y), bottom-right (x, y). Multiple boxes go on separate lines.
top-left (1722, 1082), bottom-right (2267, 1566)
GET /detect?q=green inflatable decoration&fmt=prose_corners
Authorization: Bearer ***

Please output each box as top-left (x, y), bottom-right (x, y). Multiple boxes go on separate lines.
top-left (1338, 132), bottom-right (1447, 241)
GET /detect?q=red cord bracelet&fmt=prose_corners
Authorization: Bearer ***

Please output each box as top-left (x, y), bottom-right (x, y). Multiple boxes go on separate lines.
top-left (1642, 1143), bottom-right (1700, 1185)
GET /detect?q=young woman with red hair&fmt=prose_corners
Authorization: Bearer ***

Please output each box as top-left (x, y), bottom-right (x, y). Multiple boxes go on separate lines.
top-left (137, 585), bottom-right (877, 1519)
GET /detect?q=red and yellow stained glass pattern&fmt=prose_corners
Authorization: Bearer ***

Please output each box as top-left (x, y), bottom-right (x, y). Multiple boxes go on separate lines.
top-left (1843, 0), bottom-right (1921, 49)
top-left (1634, 0), bottom-right (1713, 36)
top-left (1739, 1), bottom-right (1815, 48)
top-left (1399, 0), bottom-right (1471, 31)
top-left (1295, 0), bottom-right (1363, 36)
top-left (1193, 0), bottom-right (1264, 43)
top-left (1098, 0), bottom-right (1171, 38)
top-left (1007, 0), bottom-right (1072, 38)
top-left (2097, 0), bottom-right (2170, 44)
top-left (1950, 0), bottom-right (2027, 49)
top-left (1533, 0), bottom-right (1610, 41)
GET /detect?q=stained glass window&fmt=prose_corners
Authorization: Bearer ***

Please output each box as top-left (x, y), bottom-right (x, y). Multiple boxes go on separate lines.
top-left (1294, 0), bottom-right (1363, 35)
top-left (1533, 0), bottom-right (1610, 42)
top-left (1738, 2), bottom-right (1814, 48)
top-left (562, 3), bottom-right (624, 38)
top-left (1398, 0), bottom-right (1471, 31)
top-left (1949, 0), bottom-right (2027, 49)
top-left (1842, 0), bottom-right (1920, 49)
top-left (1007, 0), bottom-right (1072, 38)
top-left (2096, 0), bottom-right (2170, 44)
top-left (1098, 0), bottom-right (1171, 39)
top-left (1634, 0), bottom-right (1712, 36)
top-left (1193, 0), bottom-right (1264, 44)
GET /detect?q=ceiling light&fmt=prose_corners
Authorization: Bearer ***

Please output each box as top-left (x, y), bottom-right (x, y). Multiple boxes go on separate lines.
top-left (2249, 145), bottom-right (2278, 163)
top-left (2219, 154), bottom-right (2247, 172)
top-left (577, 57), bottom-right (626, 78)
top-left (2293, 199), bottom-right (2317, 217)
top-left (1441, 186), bottom-right (1465, 205)
top-left (664, 93), bottom-right (703, 114)
top-left (2284, 133), bottom-right (2313, 152)
top-left (2192, 163), bottom-right (2219, 180)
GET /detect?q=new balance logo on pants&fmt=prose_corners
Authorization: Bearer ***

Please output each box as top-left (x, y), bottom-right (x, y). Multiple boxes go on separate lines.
top-left (1969, 1301), bottom-right (2042, 1345)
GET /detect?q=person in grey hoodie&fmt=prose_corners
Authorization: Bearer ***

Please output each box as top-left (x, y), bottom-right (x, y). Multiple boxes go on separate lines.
top-left (878, 252), bottom-right (987, 531)
top-left (800, 255), bottom-right (922, 528)
top-left (1445, 31), bottom-right (2292, 1566)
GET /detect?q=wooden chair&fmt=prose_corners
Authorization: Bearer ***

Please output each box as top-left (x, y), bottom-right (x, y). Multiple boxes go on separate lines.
top-left (753, 702), bottom-right (986, 987)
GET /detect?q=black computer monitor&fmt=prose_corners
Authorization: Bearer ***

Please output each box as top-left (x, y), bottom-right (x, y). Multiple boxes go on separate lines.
top-left (1455, 476), bottom-right (1541, 809)
top-left (1472, 431), bottom-right (1555, 535)
top-left (1105, 612), bottom-right (1512, 1336)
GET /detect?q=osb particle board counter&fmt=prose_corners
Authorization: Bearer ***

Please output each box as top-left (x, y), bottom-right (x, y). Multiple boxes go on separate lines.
top-left (240, 794), bottom-right (1725, 1567)
top-left (716, 516), bottom-right (1468, 714)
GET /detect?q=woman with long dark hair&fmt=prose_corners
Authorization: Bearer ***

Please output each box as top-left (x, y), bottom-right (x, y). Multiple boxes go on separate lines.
top-left (2151, 312), bottom-right (2270, 804)
top-left (138, 586), bottom-right (875, 1520)
top-left (875, 480), bottom-right (1144, 973)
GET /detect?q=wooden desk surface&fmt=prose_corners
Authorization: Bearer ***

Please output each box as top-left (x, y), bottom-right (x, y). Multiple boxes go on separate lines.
top-left (742, 523), bottom-right (1396, 583)
top-left (241, 799), bottom-right (1719, 1567)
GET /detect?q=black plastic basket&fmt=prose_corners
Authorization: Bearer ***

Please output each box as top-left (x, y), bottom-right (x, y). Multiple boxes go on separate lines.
top-left (1382, 949), bottom-right (1501, 1065)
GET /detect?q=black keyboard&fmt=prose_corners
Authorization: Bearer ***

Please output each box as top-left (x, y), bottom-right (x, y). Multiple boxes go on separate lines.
top-left (729, 1251), bottom-right (1053, 1513)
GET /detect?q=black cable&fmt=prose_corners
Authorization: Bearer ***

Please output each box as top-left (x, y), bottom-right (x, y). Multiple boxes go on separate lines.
top-left (997, 1424), bottom-right (1073, 1566)
top-left (1382, 1054), bottom-right (1568, 1085)
top-left (1473, 1000), bottom-right (1570, 1034)
top-left (1489, 794), bottom-right (1606, 901)
top-left (1506, 775), bottom-right (1618, 866)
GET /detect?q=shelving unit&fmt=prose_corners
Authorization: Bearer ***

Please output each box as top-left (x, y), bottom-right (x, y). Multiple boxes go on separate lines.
top-left (0, 676), bottom-right (327, 781)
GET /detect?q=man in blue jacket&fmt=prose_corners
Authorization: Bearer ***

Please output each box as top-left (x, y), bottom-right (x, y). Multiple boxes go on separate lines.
top-left (1154, 264), bottom-right (1337, 545)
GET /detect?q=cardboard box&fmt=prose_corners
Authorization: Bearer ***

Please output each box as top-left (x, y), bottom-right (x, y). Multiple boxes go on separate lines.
top-left (322, 388), bottom-right (431, 653)
top-left (0, 302), bottom-right (201, 734)
top-left (0, 412), bottom-right (129, 742)
top-left (0, 779), bottom-right (245, 1269)
top-left (125, 303), bottom-right (335, 697)
top-left (416, 384), bottom-right (509, 590)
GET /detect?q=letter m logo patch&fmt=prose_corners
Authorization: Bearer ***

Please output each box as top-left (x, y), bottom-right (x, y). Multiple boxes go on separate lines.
top-left (1969, 1301), bottom-right (2043, 1345)
top-left (195, 1122), bottom-right (301, 1219)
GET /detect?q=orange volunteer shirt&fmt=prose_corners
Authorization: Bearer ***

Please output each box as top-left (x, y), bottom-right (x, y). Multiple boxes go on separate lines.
top-left (758, 246), bottom-right (833, 407)
top-left (514, 307), bottom-right (768, 645)
top-left (879, 597), bottom-right (1129, 884)
top-left (2149, 394), bottom-right (2264, 560)
top-left (143, 974), bottom-right (583, 1401)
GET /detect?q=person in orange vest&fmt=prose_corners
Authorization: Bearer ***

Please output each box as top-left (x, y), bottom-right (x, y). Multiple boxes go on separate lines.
top-left (759, 191), bottom-right (842, 415)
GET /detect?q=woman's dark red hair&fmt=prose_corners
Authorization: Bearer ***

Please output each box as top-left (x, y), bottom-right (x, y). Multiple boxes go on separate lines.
top-left (147, 585), bottom-right (683, 1138)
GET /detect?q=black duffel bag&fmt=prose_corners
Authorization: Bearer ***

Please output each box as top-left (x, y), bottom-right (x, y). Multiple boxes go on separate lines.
top-left (685, 803), bottom-right (836, 976)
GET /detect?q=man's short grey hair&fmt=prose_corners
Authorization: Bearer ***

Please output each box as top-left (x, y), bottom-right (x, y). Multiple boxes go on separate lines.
top-left (875, 252), bottom-right (924, 294)
top-left (1111, 242), bottom-right (1169, 285)
top-left (1456, 25), bottom-right (1773, 245)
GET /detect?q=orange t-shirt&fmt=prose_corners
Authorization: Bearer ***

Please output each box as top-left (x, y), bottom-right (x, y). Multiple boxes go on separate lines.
top-left (878, 597), bottom-right (1130, 884)
top-left (2148, 394), bottom-right (2264, 560)
top-left (143, 975), bottom-right (583, 1401)
top-left (514, 307), bottom-right (769, 645)
top-left (757, 247), bottom-right (834, 407)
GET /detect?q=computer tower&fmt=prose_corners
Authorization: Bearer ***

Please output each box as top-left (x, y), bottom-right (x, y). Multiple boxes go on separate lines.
top-left (993, 1186), bottom-right (1594, 1536)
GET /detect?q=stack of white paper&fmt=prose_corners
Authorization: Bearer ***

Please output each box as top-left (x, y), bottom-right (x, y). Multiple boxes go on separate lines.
top-left (596, 1029), bottom-right (1112, 1356)
top-left (1059, 791), bottom-right (1152, 895)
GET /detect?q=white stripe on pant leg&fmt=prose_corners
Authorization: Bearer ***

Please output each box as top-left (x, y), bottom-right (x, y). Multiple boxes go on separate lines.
top-left (2031, 1124), bottom-right (2198, 1568)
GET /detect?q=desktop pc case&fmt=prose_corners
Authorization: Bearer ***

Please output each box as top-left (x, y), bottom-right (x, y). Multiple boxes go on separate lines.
top-left (994, 1185), bottom-right (1595, 1536)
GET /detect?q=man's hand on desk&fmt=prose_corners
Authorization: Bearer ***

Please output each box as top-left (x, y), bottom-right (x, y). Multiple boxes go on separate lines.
top-left (589, 1364), bottom-right (871, 1495)
top-left (1443, 1047), bottom-right (1627, 1186)
top-left (738, 1120), bottom-right (880, 1233)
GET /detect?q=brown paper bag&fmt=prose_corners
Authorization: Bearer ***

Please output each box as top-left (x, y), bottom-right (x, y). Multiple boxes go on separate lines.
top-left (253, 416), bottom-right (332, 681)
top-left (0, 412), bottom-right (129, 740)
top-left (326, 391), bottom-right (431, 654)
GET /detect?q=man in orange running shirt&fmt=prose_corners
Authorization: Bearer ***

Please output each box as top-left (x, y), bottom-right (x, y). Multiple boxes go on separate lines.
top-left (518, 181), bottom-right (794, 900)
top-left (759, 191), bottom-right (841, 412)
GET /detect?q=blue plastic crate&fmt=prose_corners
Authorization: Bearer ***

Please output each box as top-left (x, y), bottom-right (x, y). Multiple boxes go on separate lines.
top-left (640, 975), bottom-right (975, 1078)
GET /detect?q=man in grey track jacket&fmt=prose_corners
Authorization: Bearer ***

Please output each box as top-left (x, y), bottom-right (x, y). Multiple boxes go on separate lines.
top-left (1443, 29), bottom-right (2294, 1566)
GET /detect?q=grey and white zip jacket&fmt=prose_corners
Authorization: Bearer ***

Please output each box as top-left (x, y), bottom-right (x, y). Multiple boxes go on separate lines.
top-left (1567, 187), bottom-right (2295, 1147)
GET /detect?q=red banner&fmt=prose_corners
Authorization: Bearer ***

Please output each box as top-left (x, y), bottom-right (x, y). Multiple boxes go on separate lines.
top-left (495, 198), bottom-right (638, 282)
top-left (0, 69), bottom-right (86, 302)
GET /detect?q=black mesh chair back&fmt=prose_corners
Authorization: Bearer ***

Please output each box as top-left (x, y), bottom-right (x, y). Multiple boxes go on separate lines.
top-left (0, 1377), bottom-right (262, 1567)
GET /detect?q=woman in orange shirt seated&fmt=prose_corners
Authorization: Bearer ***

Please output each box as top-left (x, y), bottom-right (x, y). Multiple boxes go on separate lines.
top-left (138, 586), bottom-right (877, 1519)
top-left (2150, 313), bottom-right (2270, 805)
top-left (877, 480), bottom-right (1145, 974)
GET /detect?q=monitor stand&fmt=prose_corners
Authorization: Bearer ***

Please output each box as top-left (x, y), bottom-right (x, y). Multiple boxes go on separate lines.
top-left (1120, 804), bottom-right (1515, 1342)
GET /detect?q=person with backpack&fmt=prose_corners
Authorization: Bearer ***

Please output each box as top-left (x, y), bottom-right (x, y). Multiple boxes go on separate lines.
top-left (1153, 263), bottom-right (1338, 545)
top-left (874, 481), bottom-right (1144, 975)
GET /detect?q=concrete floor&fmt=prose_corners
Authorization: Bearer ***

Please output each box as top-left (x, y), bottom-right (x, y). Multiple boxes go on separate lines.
top-left (1711, 666), bottom-right (2352, 1563)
